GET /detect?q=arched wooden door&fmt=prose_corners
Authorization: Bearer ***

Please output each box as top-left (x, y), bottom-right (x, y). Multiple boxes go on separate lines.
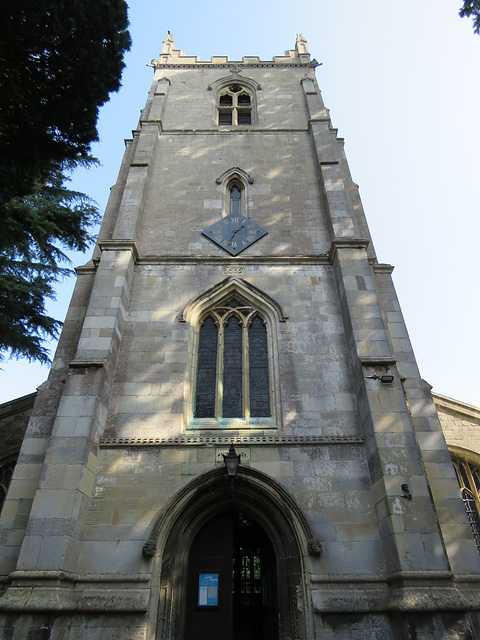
top-left (153, 467), bottom-right (313, 640)
top-left (185, 510), bottom-right (277, 640)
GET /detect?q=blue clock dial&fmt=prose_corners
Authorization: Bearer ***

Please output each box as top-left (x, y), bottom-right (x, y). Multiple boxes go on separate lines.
top-left (202, 214), bottom-right (267, 256)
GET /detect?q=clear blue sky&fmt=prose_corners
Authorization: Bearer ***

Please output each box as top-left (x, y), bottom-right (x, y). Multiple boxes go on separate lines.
top-left (1, 0), bottom-right (479, 408)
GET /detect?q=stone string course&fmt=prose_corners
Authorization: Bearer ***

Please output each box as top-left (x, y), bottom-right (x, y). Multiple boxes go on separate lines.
top-left (100, 434), bottom-right (365, 447)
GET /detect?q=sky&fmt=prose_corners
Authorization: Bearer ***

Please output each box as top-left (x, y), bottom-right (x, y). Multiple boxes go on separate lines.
top-left (1, 0), bottom-right (479, 408)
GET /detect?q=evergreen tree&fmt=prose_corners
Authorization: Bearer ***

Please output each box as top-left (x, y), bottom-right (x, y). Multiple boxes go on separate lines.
top-left (460, 0), bottom-right (480, 33)
top-left (0, 1), bottom-right (131, 363)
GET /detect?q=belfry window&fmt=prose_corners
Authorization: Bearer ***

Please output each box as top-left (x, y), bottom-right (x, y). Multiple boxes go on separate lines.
top-left (194, 299), bottom-right (271, 422)
top-left (452, 455), bottom-right (480, 553)
top-left (218, 85), bottom-right (252, 126)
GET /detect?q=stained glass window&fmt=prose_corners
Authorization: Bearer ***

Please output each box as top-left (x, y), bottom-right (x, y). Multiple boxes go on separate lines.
top-left (223, 316), bottom-right (243, 418)
top-left (452, 456), bottom-right (480, 553)
top-left (195, 316), bottom-right (218, 418)
top-left (193, 300), bottom-right (271, 423)
top-left (230, 185), bottom-right (242, 216)
top-left (249, 317), bottom-right (270, 417)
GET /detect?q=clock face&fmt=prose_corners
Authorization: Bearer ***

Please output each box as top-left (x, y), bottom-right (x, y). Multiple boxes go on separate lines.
top-left (202, 214), bottom-right (267, 256)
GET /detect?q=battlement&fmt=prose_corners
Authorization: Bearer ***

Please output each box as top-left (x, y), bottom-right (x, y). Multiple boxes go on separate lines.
top-left (150, 33), bottom-right (313, 67)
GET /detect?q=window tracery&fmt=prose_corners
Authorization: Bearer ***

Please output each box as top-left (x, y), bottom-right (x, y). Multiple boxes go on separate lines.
top-left (217, 84), bottom-right (253, 126)
top-left (194, 298), bottom-right (271, 424)
top-left (451, 455), bottom-right (480, 553)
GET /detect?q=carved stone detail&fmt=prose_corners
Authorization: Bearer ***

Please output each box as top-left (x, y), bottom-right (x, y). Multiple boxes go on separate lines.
top-left (142, 539), bottom-right (157, 557)
top-left (222, 265), bottom-right (246, 275)
top-left (308, 538), bottom-right (323, 557)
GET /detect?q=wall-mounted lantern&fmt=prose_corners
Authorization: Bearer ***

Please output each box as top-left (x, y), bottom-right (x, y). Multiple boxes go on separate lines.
top-left (223, 443), bottom-right (241, 483)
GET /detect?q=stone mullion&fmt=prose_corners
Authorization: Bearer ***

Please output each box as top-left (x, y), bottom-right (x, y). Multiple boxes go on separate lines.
top-left (242, 320), bottom-right (250, 423)
top-left (465, 461), bottom-right (480, 507)
top-left (216, 319), bottom-right (224, 420)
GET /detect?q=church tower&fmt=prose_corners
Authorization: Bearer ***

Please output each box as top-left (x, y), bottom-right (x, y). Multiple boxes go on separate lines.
top-left (1, 35), bottom-right (480, 639)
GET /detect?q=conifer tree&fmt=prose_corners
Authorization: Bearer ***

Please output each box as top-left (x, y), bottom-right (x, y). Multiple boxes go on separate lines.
top-left (460, 0), bottom-right (480, 33)
top-left (0, 1), bottom-right (131, 363)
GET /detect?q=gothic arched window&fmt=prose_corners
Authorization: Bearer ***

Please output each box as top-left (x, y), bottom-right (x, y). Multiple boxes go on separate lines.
top-left (217, 84), bottom-right (253, 126)
top-left (194, 298), bottom-right (271, 423)
top-left (224, 180), bottom-right (247, 220)
top-left (452, 455), bottom-right (480, 553)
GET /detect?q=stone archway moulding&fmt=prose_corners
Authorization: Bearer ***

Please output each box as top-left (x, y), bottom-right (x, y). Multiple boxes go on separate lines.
top-left (145, 465), bottom-right (321, 640)
top-left (142, 465), bottom-right (321, 558)
top-left (179, 276), bottom-right (287, 429)
top-left (208, 73), bottom-right (262, 95)
top-left (179, 276), bottom-right (288, 325)
top-left (215, 167), bottom-right (254, 185)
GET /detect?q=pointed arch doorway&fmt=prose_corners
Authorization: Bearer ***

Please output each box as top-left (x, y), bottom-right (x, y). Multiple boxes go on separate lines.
top-left (152, 467), bottom-right (314, 640)
top-left (186, 509), bottom-right (277, 640)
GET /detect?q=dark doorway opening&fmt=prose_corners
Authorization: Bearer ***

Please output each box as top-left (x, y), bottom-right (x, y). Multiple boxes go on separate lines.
top-left (185, 509), bottom-right (277, 640)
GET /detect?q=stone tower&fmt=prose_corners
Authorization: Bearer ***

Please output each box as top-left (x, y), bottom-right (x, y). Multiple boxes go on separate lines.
top-left (1, 35), bottom-right (479, 640)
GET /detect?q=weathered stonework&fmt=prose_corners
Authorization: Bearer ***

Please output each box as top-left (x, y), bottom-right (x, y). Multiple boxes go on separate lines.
top-left (1, 34), bottom-right (479, 639)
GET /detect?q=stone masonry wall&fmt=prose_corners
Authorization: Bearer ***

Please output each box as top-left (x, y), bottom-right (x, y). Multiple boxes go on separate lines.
top-left (435, 393), bottom-right (480, 458)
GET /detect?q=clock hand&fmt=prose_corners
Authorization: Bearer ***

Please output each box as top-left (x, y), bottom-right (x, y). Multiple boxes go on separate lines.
top-left (227, 222), bottom-right (245, 244)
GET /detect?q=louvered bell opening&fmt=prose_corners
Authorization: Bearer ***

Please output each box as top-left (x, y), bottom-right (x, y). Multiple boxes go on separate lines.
top-left (219, 110), bottom-right (233, 125)
top-left (237, 111), bottom-right (251, 125)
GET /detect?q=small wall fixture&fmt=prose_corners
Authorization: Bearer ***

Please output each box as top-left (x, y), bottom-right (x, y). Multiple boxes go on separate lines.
top-left (223, 443), bottom-right (241, 483)
top-left (401, 483), bottom-right (412, 500)
top-left (366, 374), bottom-right (394, 384)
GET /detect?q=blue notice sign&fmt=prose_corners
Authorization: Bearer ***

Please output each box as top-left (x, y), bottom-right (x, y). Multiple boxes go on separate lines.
top-left (198, 573), bottom-right (219, 607)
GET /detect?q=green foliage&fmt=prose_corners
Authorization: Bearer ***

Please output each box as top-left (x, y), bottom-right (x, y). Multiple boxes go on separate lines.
top-left (460, 0), bottom-right (480, 33)
top-left (0, 0), bottom-right (132, 199)
top-left (0, 1), bottom-right (131, 363)
top-left (0, 166), bottom-right (100, 363)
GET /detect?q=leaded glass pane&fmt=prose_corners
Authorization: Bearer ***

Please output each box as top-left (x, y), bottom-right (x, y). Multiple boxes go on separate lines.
top-left (453, 462), bottom-right (461, 485)
top-left (219, 94), bottom-right (233, 105)
top-left (472, 467), bottom-right (480, 494)
top-left (238, 93), bottom-right (250, 105)
top-left (230, 186), bottom-right (241, 216)
top-left (460, 463), bottom-right (470, 488)
top-left (461, 489), bottom-right (480, 552)
top-left (249, 317), bottom-right (271, 417)
top-left (223, 316), bottom-right (243, 418)
top-left (194, 317), bottom-right (218, 418)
